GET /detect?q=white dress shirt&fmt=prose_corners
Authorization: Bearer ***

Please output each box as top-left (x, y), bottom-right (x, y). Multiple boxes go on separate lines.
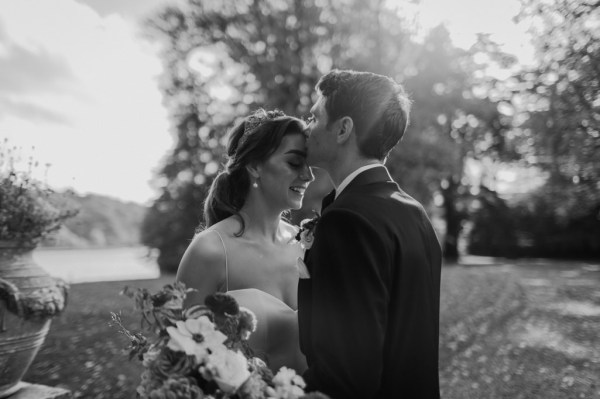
top-left (335, 164), bottom-right (385, 199)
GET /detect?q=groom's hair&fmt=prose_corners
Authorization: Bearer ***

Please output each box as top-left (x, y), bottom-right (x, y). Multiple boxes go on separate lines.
top-left (203, 109), bottom-right (306, 235)
top-left (316, 69), bottom-right (411, 161)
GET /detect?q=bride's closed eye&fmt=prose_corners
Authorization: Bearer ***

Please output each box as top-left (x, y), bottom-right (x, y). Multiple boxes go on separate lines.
top-left (287, 159), bottom-right (303, 169)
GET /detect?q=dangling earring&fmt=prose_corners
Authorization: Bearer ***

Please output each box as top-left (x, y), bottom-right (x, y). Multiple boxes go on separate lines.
top-left (252, 181), bottom-right (258, 188)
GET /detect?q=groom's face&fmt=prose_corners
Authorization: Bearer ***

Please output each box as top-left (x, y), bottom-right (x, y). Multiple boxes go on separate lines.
top-left (306, 95), bottom-right (337, 168)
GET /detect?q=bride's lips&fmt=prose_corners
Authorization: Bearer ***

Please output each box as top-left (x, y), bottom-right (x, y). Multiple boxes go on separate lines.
top-left (289, 186), bottom-right (307, 195)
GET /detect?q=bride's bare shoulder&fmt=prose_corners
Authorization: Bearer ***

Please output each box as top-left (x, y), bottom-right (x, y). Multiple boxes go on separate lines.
top-left (180, 228), bottom-right (224, 268)
top-left (202, 216), bottom-right (244, 238)
top-left (176, 222), bottom-right (240, 300)
top-left (190, 218), bottom-right (237, 252)
top-left (176, 227), bottom-right (227, 292)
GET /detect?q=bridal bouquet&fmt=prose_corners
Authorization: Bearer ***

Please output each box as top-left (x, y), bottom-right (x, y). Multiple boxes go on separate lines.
top-left (112, 283), bottom-right (320, 399)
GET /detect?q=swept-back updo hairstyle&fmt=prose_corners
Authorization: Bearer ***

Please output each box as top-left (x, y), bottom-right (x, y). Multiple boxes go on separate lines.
top-left (203, 109), bottom-right (307, 235)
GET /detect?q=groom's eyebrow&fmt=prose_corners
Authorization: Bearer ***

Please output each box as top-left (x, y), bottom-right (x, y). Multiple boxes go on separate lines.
top-left (286, 149), bottom-right (307, 157)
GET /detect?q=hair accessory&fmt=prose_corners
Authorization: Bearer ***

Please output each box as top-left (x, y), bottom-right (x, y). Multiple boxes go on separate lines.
top-left (237, 109), bottom-right (284, 150)
top-left (237, 110), bottom-right (267, 149)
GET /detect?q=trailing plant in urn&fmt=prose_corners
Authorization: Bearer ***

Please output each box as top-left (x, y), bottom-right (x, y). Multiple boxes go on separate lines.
top-left (0, 140), bottom-right (78, 397)
top-left (0, 140), bottom-right (78, 245)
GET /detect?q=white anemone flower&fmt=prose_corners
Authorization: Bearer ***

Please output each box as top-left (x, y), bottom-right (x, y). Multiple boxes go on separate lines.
top-left (166, 316), bottom-right (227, 363)
top-left (203, 346), bottom-right (251, 393)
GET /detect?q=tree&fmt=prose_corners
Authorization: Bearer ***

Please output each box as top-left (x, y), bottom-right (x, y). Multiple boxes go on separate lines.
top-left (514, 0), bottom-right (600, 216)
top-left (142, 0), bottom-right (518, 270)
top-left (141, 7), bottom-right (225, 272)
top-left (391, 26), bottom-right (516, 260)
top-left (142, 0), bottom-right (418, 272)
top-left (466, 0), bottom-right (600, 259)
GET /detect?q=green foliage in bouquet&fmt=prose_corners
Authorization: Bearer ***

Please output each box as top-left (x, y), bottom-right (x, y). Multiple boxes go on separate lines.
top-left (112, 283), bottom-right (326, 399)
top-left (0, 140), bottom-right (78, 245)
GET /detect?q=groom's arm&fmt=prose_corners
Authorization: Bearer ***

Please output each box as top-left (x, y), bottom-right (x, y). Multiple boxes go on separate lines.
top-left (304, 208), bottom-right (390, 398)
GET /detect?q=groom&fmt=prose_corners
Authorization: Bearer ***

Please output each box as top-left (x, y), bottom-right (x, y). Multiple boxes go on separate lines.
top-left (298, 70), bottom-right (442, 398)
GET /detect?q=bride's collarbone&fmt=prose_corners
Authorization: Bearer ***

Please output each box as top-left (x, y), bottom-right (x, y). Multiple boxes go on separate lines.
top-left (230, 243), bottom-right (298, 267)
top-left (232, 234), bottom-right (299, 254)
top-left (216, 216), bottom-right (296, 241)
top-left (227, 239), bottom-right (299, 277)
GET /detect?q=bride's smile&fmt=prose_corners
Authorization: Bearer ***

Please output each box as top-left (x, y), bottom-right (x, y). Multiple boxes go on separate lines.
top-left (289, 185), bottom-right (307, 195)
top-left (250, 133), bottom-right (314, 211)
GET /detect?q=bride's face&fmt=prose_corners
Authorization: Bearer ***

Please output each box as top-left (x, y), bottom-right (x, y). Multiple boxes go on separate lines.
top-left (254, 133), bottom-right (314, 211)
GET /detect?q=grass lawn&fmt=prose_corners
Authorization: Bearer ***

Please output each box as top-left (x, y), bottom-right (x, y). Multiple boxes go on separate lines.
top-left (23, 261), bottom-right (600, 398)
top-left (23, 276), bottom-right (172, 398)
top-left (439, 261), bottom-right (600, 399)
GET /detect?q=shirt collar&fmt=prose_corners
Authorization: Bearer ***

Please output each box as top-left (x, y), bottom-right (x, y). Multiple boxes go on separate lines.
top-left (335, 164), bottom-right (384, 199)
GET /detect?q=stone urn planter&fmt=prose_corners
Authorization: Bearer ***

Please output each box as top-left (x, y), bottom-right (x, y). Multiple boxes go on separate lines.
top-left (0, 242), bottom-right (69, 398)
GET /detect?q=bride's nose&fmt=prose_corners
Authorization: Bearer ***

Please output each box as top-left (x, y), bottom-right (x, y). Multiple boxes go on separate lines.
top-left (300, 164), bottom-right (314, 182)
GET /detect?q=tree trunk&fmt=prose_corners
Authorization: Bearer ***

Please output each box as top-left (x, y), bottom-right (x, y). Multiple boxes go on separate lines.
top-left (441, 177), bottom-right (462, 261)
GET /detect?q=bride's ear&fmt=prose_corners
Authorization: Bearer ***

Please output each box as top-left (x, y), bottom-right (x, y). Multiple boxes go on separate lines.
top-left (245, 164), bottom-right (260, 179)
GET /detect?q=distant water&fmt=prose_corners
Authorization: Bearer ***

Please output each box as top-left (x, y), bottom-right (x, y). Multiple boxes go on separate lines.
top-left (33, 246), bottom-right (160, 284)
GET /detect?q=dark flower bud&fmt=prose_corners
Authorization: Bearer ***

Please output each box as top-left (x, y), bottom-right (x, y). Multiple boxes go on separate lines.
top-left (151, 291), bottom-right (170, 307)
top-left (204, 292), bottom-right (239, 316)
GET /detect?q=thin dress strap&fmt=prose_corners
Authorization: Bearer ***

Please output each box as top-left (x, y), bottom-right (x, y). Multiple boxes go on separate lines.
top-left (211, 230), bottom-right (229, 292)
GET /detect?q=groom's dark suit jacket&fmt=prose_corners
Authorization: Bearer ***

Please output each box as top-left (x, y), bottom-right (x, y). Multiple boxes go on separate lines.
top-left (298, 166), bottom-right (442, 399)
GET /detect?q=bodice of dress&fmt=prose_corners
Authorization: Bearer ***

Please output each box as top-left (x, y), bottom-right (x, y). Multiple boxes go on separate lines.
top-left (227, 288), bottom-right (306, 373)
top-left (212, 230), bottom-right (307, 374)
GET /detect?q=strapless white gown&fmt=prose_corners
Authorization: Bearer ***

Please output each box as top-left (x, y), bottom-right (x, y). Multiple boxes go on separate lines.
top-left (227, 288), bottom-right (307, 374)
top-left (210, 229), bottom-right (306, 374)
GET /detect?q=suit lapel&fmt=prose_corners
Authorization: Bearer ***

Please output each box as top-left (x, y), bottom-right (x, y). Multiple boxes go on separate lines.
top-left (320, 189), bottom-right (336, 212)
top-left (302, 189), bottom-right (334, 267)
top-left (306, 166), bottom-right (393, 266)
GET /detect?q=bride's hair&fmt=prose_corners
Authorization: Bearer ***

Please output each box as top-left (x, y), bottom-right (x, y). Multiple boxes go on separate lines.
top-left (203, 109), bottom-right (306, 236)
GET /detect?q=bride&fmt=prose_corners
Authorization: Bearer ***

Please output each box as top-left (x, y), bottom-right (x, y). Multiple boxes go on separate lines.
top-left (176, 109), bottom-right (314, 374)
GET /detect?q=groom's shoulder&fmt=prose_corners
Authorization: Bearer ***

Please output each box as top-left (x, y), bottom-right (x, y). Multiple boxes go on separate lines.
top-left (340, 183), bottom-right (424, 213)
top-left (334, 185), bottom-right (434, 232)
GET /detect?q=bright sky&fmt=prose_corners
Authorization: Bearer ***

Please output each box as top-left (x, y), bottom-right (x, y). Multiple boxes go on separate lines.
top-left (0, 0), bottom-right (532, 205)
top-left (408, 0), bottom-right (533, 64)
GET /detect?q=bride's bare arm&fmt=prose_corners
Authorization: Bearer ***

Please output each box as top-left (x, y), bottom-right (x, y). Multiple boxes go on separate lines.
top-left (175, 230), bottom-right (226, 308)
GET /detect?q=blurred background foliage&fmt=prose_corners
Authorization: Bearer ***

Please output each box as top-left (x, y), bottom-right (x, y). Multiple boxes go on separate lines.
top-left (139, 0), bottom-right (600, 274)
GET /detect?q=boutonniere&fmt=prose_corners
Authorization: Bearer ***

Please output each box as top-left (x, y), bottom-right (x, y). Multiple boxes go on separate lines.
top-left (294, 211), bottom-right (321, 251)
